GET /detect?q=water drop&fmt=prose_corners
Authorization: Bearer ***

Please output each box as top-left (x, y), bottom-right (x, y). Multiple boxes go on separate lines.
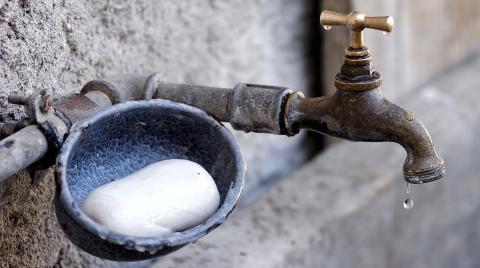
top-left (382, 31), bottom-right (390, 36)
top-left (322, 25), bottom-right (332, 31)
top-left (406, 182), bottom-right (410, 194)
top-left (403, 198), bottom-right (414, 209)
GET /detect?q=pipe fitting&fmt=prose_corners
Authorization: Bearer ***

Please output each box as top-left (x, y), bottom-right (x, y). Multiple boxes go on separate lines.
top-left (229, 84), bottom-right (293, 134)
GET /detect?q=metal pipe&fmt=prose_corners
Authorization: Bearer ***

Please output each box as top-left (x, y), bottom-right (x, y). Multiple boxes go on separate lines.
top-left (154, 82), bottom-right (293, 134)
top-left (82, 76), bottom-right (234, 122)
top-left (0, 62), bottom-right (445, 185)
top-left (0, 91), bottom-right (112, 181)
top-left (84, 75), bottom-right (294, 135)
top-left (0, 125), bottom-right (48, 181)
top-left (155, 82), bottom-right (232, 122)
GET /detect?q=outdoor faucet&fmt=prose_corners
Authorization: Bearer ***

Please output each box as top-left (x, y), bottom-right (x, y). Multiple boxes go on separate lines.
top-left (284, 10), bottom-right (446, 183)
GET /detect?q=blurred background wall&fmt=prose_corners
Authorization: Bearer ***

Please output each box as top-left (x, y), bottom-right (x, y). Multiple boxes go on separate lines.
top-left (0, 0), bottom-right (479, 267)
top-left (323, 0), bottom-right (480, 99)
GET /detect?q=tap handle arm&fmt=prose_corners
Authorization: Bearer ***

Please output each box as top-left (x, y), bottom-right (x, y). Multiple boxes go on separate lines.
top-left (319, 10), bottom-right (349, 27)
top-left (364, 15), bottom-right (394, 32)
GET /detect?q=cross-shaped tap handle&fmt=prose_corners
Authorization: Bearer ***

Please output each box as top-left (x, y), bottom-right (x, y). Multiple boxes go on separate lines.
top-left (320, 10), bottom-right (394, 49)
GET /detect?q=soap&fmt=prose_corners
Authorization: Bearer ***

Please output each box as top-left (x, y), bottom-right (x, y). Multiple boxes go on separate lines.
top-left (81, 159), bottom-right (220, 237)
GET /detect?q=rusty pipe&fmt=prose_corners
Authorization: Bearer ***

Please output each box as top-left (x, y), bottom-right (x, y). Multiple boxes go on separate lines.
top-left (155, 83), bottom-right (293, 134)
top-left (0, 125), bottom-right (48, 181)
top-left (154, 82), bottom-right (232, 122)
top-left (82, 77), bottom-right (293, 135)
top-left (0, 91), bottom-right (112, 181)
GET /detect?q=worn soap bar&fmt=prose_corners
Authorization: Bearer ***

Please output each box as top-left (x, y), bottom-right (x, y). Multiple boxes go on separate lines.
top-left (81, 159), bottom-right (220, 237)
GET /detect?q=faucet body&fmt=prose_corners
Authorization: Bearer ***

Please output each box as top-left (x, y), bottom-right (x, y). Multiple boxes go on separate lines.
top-left (286, 44), bottom-right (444, 183)
top-left (286, 87), bottom-right (444, 183)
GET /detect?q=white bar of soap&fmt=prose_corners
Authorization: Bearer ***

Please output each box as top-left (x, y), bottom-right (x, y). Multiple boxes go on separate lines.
top-left (81, 159), bottom-right (220, 237)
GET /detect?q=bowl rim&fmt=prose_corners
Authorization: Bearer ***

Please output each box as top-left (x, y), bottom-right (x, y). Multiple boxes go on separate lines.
top-left (55, 99), bottom-right (245, 252)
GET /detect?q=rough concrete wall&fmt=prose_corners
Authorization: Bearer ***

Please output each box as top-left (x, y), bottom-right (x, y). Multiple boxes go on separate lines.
top-left (0, 0), bottom-right (314, 266)
top-left (0, 170), bottom-right (115, 267)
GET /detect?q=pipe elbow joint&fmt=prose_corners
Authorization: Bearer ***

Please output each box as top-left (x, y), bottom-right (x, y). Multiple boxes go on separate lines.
top-left (398, 114), bottom-right (446, 184)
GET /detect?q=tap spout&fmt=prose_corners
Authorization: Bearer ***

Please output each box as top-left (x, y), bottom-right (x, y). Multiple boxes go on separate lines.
top-left (285, 88), bottom-right (445, 184)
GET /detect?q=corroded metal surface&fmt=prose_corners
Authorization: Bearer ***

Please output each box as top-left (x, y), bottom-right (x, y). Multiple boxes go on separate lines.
top-left (313, 10), bottom-right (445, 183)
top-left (334, 47), bottom-right (383, 91)
top-left (154, 81), bottom-right (232, 122)
top-left (229, 84), bottom-right (293, 134)
top-left (80, 80), bottom-right (119, 104)
top-left (89, 74), bottom-right (295, 134)
top-left (285, 87), bottom-right (445, 183)
top-left (55, 94), bottom-right (102, 124)
top-left (0, 125), bottom-right (48, 182)
top-left (0, 90), bottom-right (112, 181)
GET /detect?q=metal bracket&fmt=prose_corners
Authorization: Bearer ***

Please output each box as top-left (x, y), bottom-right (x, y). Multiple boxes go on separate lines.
top-left (8, 90), bottom-right (69, 182)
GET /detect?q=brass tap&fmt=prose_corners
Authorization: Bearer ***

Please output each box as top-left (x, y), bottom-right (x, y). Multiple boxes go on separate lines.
top-left (319, 10), bottom-right (394, 92)
top-left (284, 10), bottom-right (445, 183)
